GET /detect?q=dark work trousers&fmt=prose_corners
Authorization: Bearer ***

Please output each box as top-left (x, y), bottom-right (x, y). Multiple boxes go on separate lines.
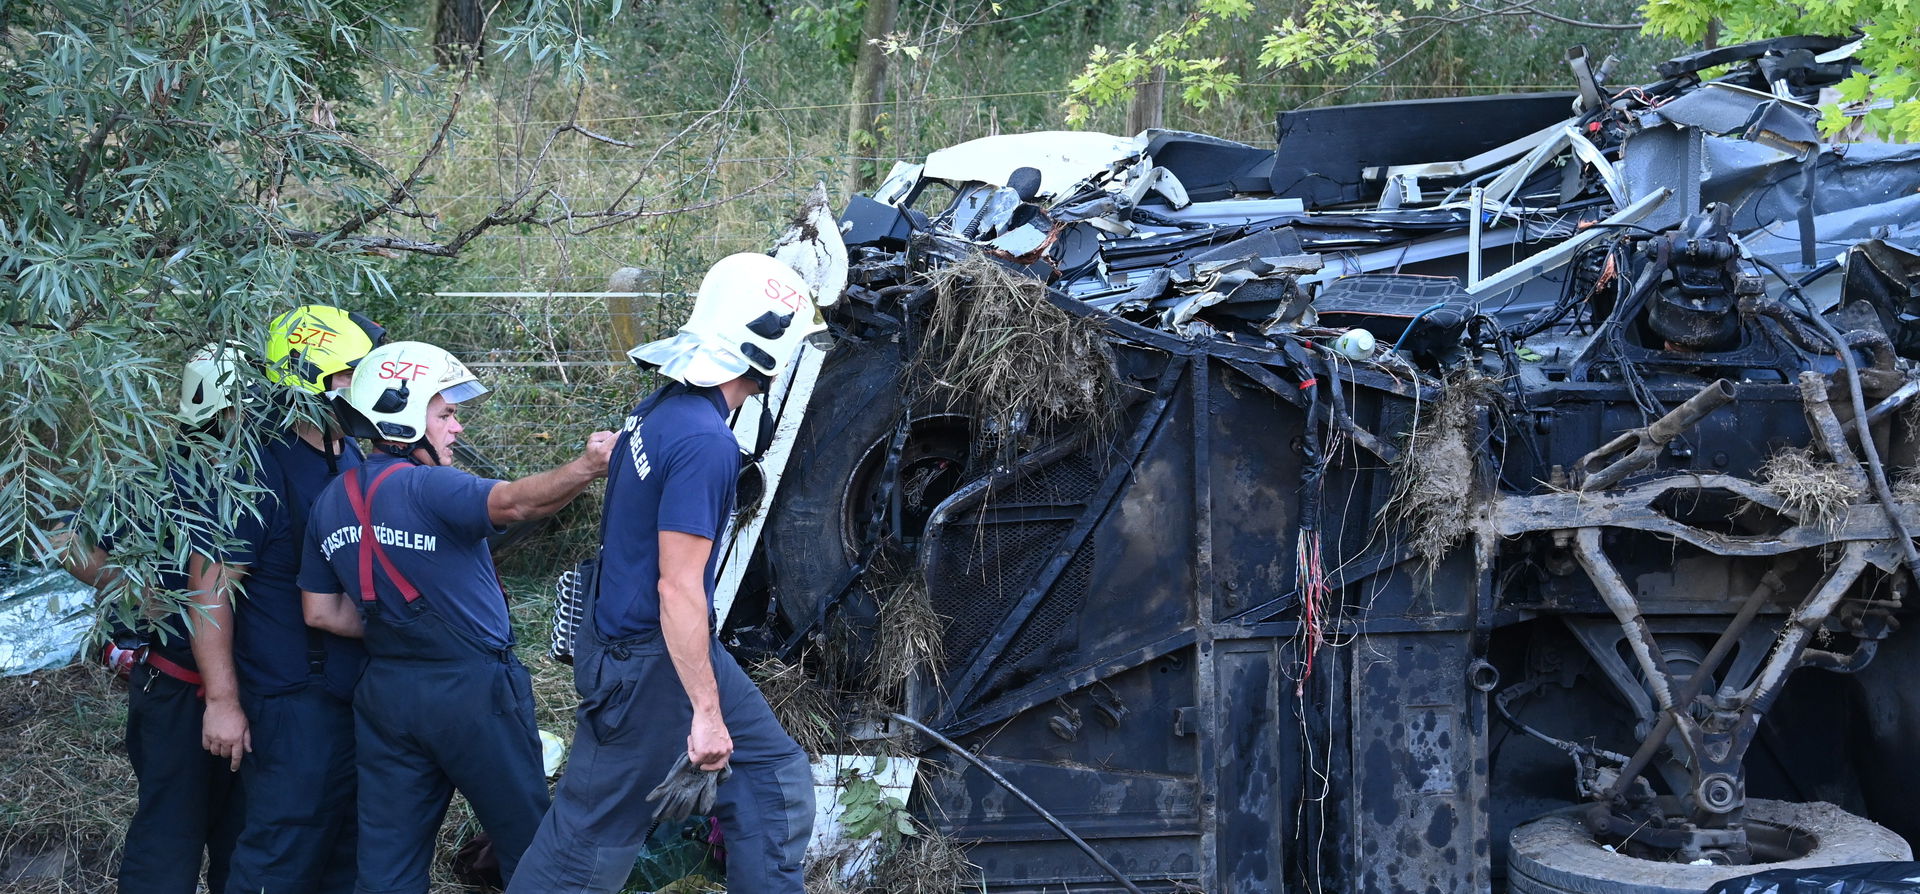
top-left (507, 622), bottom-right (815, 894)
top-left (224, 683), bottom-right (357, 894)
top-left (119, 661), bottom-right (245, 894)
top-left (352, 603), bottom-right (548, 894)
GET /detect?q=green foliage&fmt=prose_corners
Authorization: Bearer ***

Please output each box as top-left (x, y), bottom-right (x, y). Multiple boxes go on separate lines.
top-left (785, 0), bottom-right (870, 66)
top-left (0, 0), bottom-right (614, 611)
top-left (1064, 0), bottom-right (1255, 125)
top-left (837, 756), bottom-right (917, 850)
top-left (1644, 0), bottom-right (1920, 141)
top-left (1070, 0), bottom-right (1917, 142)
top-left (1257, 0), bottom-right (1404, 76)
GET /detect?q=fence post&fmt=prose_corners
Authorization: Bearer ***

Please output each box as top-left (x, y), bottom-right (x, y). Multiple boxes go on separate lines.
top-left (606, 267), bottom-right (656, 362)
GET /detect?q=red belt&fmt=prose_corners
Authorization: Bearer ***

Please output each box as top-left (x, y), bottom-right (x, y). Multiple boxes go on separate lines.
top-left (144, 651), bottom-right (205, 697)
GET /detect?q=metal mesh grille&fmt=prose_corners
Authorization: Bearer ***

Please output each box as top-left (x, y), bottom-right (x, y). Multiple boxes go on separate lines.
top-left (1005, 452), bottom-right (1101, 505)
top-left (928, 520), bottom-right (1069, 669)
top-left (927, 453), bottom-right (1104, 673)
top-left (1002, 542), bottom-right (1093, 669)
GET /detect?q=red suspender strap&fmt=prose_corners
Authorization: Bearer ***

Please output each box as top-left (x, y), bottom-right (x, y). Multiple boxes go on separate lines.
top-left (343, 465), bottom-right (424, 604)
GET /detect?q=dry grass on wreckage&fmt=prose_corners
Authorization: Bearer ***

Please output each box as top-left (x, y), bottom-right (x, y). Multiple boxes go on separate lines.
top-left (1761, 446), bottom-right (1866, 531)
top-left (863, 560), bottom-right (948, 706)
top-left (920, 253), bottom-right (1119, 456)
top-left (749, 654), bottom-right (839, 760)
top-left (1385, 370), bottom-right (1501, 574)
top-left (805, 816), bottom-right (981, 894)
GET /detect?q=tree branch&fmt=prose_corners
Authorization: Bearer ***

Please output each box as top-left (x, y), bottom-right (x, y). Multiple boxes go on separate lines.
top-left (66, 111), bottom-right (127, 212)
top-left (330, 60), bottom-right (477, 239)
top-left (1458, 0), bottom-right (1643, 31)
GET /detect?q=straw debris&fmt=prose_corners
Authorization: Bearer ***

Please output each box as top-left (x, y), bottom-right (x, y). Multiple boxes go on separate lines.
top-left (1387, 370), bottom-right (1498, 571)
top-left (750, 655), bottom-right (838, 759)
top-left (805, 820), bottom-right (980, 894)
top-left (1894, 468), bottom-right (1920, 507)
top-left (1761, 446), bottom-right (1863, 529)
top-left (865, 569), bottom-right (948, 706)
top-left (920, 252), bottom-right (1117, 456)
top-left (868, 824), bottom-right (980, 894)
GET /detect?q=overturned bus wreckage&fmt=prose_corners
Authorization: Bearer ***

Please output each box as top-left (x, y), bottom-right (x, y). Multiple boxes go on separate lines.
top-left (709, 36), bottom-right (1920, 893)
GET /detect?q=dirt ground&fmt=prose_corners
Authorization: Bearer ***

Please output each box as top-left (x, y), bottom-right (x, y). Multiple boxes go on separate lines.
top-left (0, 584), bottom-right (580, 894)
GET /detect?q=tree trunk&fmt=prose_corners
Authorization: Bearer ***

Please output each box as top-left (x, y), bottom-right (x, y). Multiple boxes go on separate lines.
top-left (845, 0), bottom-right (899, 196)
top-left (433, 0), bottom-right (486, 66)
top-left (1126, 66), bottom-right (1165, 134)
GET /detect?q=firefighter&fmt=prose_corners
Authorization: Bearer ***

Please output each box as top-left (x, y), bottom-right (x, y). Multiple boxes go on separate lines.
top-left (187, 306), bottom-right (385, 894)
top-left (298, 341), bottom-right (614, 893)
top-left (509, 253), bottom-right (820, 894)
top-left (61, 344), bottom-right (250, 894)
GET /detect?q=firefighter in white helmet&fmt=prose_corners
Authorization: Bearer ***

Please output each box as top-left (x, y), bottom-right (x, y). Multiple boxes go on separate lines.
top-left (298, 341), bottom-right (615, 892)
top-left (512, 253), bottom-right (820, 894)
top-left (62, 343), bottom-right (251, 894)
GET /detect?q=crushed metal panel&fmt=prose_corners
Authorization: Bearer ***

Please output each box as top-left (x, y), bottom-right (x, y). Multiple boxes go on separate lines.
top-left (0, 564), bottom-right (95, 676)
top-left (921, 131), bottom-right (1144, 199)
top-left (1466, 188), bottom-right (1671, 296)
top-left (1271, 92), bottom-right (1579, 209)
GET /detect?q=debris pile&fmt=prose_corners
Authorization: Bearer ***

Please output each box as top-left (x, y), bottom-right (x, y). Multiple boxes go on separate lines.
top-left (716, 34), bottom-right (1920, 894)
top-left (837, 35), bottom-right (1918, 373)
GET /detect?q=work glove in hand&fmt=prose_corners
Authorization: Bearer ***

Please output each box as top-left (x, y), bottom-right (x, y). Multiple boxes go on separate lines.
top-left (646, 753), bottom-right (733, 823)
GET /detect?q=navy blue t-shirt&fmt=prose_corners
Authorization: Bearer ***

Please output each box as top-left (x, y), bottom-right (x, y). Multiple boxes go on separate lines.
top-left (595, 385), bottom-right (739, 640)
top-left (91, 465), bottom-right (198, 661)
top-left (215, 431), bottom-right (368, 699)
top-left (299, 453), bottom-right (513, 650)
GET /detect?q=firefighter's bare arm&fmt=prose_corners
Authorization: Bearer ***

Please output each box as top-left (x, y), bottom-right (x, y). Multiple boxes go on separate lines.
top-left (303, 589), bottom-right (365, 638)
top-left (57, 537), bottom-right (115, 589)
top-left (660, 530), bottom-right (732, 770)
top-left (188, 554), bottom-right (250, 771)
top-left (486, 431), bottom-right (617, 525)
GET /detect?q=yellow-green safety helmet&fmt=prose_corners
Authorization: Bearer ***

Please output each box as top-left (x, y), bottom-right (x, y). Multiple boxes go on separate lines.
top-left (264, 305), bottom-right (387, 393)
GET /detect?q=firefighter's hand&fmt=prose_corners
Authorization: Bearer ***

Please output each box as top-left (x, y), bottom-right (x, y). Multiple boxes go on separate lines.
top-left (202, 699), bottom-right (251, 771)
top-left (580, 431), bottom-right (616, 478)
top-left (688, 709), bottom-right (734, 771)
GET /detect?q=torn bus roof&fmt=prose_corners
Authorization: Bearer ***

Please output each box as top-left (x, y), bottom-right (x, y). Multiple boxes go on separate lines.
top-left (834, 36), bottom-right (1920, 355)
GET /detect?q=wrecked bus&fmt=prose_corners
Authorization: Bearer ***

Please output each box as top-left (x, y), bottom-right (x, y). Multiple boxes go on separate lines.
top-left (715, 36), bottom-right (1920, 893)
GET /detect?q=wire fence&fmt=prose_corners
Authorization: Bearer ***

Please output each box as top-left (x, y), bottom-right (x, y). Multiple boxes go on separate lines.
top-left (399, 288), bottom-right (684, 478)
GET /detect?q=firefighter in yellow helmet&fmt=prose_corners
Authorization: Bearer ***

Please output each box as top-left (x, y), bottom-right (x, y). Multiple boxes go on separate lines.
top-left (192, 306), bottom-right (385, 894)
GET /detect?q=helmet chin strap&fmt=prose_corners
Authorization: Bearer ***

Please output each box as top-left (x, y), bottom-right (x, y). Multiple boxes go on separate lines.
top-left (374, 439), bottom-right (429, 465)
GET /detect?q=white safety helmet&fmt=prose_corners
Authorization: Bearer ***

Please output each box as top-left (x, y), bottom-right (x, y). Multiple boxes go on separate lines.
top-left (332, 341), bottom-right (488, 444)
top-left (176, 342), bottom-right (250, 427)
top-left (628, 253), bottom-right (829, 388)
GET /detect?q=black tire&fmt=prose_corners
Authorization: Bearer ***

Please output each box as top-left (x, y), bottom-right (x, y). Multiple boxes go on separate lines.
top-left (762, 339), bottom-right (906, 633)
top-left (1507, 799), bottom-right (1911, 894)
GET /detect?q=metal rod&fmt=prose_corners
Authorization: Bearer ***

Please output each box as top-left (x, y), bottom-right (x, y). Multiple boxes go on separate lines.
top-left (1796, 372), bottom-right (1869, 491)
top-left (1468, 187), bottom-right (1485, 287)
top-left (1740, 544), bottom-right (1871, 713)
top-left (1605, 571), bottom-right (1781, 799)
top-left (1574, 528), bottom-right (1677, 711)
top-left (889, 713), bottom-right (1147, 894)
top-left (1865, 376), bottom-right (1920, 425)
top-left (1578, 378), bottom-right (1735, 491)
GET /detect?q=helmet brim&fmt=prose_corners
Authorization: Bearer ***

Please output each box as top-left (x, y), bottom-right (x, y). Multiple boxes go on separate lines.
top-left (628, 333), bottom-right (750, 388)
top-left (440, 380), bottom-right (489, 405)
